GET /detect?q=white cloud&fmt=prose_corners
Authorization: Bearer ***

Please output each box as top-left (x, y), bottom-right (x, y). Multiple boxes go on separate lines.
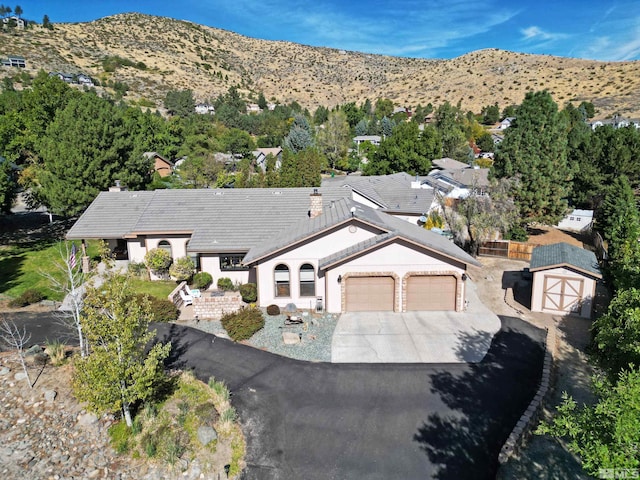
top-left (521, 26), bottom-right (568, 42)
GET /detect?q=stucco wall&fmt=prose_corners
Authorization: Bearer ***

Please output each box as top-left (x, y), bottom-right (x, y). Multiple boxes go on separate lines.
top-left (200, 254), bottom-right (253, 288)
top-left (531, 266), bottom-right (597, 318)
top-left (256, 224), bottom-right (381, 310)
top-left (325, 241), bottom-right (466, 313)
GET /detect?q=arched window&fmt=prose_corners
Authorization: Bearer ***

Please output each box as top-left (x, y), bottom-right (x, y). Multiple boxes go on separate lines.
top-left (299, 264), bottom-right (315, 297)
top-left (158, 240), bottom-right (172, 258)
top-left (274, 264), bottom-right (290, 297)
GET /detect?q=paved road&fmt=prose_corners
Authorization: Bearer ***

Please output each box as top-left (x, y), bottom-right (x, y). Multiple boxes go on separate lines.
top-left (4, 311), bottom-right (545, 479)
top-left (0, 311), bottom-right (80, 349)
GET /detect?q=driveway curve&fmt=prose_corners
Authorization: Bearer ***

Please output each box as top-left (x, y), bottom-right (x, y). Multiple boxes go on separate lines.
top-left (155, 316), bottom-right (545, 480)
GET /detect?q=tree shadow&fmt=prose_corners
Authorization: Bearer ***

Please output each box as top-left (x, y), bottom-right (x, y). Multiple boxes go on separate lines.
top-left (0, 252), bottom-right (25, 294)
top-left (414, 317), bottom-right (546, 479)
top-left (152, 321), bottom-right (190, 372)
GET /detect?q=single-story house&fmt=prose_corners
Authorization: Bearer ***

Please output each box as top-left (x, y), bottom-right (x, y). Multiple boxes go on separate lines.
top-left (2, 56), bottom-right (26, 68)
top-left (143, 152), bottom-right (174, 178)
top-left (353, 135), bottom-right (381, 151)
top-left (195, 103), bottom-right (215, 115)
top-left (529, 242), bottom-right (601, 318)
top-left (66, 187), bottom-right (480, 313)
top-left (498, 117), bottom-right (515, 130)
top-left (322, 172), bottom-right (437, 225)
top-left (556, 209), bottom-right (593, 233)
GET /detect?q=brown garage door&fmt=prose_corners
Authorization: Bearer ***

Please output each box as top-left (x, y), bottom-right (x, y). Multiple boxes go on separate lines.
top-left (345, 276), bottom-right (394, 311)
top-left (406, 275), bottom-right (456, 311)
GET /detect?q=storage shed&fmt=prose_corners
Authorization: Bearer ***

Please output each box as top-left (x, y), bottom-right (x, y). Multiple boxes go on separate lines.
top-left (530, 243), bottom-right (601, 318)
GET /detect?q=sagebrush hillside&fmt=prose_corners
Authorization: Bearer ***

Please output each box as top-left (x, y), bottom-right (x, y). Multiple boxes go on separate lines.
top-left (2, 12), bottom-right (640, 118)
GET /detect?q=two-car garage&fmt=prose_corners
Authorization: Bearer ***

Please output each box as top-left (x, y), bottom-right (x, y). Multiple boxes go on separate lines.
top-left (344, 274), bottom-right (458, 312)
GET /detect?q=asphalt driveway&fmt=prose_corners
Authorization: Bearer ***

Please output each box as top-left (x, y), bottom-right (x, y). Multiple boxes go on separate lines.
top-left (155, 316), bottom-right (545, 480)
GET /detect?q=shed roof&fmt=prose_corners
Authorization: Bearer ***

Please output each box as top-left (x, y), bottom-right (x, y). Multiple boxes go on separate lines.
top-left (530, 242), bottom-right (601, 278)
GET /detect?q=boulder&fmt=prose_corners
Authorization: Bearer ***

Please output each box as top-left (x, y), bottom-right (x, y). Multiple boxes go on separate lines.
top-left (77, 412), bottom-right (98, 427)
top-left (283, 303), bottom-right (297, 313)
top-left (14, 371), bottom-right (28, 381)
top-left (44, 390), bottom-right (57, 402)
top-left (197, 426), bottom-right (218, 446)
top-left (282, 332), bottom-right (300, 345)
top-left (0, 366), bottom-right (10, 376)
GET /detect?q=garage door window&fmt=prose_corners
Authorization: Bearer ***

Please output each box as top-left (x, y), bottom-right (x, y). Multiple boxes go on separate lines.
top-left (299, 264), bottom-right (315, 297)
top-left (274, 264), bottom-right (290, 297)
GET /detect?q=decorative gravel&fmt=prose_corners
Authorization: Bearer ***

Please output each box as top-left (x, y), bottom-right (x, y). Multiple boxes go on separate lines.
top-left (176, 310), bottom-right (339, 363)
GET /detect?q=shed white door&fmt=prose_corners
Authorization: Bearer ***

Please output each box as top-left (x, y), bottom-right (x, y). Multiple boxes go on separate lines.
top-left (542, 275), bottom-right (583, 313)
top-left (406, 275), bottom-right (456, 311)
top-left (345, 276), bottom-right (394, 311)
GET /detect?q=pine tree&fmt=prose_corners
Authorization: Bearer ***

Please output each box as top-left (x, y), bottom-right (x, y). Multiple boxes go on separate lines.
top-left (492, 91), bottom-right (571, 225)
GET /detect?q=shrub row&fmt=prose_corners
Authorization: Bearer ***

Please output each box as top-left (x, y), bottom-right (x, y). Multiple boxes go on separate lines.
top-left (8, 289), bottom-right (44, 308)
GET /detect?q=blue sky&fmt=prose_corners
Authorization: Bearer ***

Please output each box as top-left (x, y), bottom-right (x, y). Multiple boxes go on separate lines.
top-left (20, 1), bottom-right (640, 60)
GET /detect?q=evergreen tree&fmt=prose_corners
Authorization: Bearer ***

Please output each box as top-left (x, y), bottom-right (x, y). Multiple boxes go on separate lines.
top-left (492, 91), bottom-right (571, 225)
top-left (354, 118), bottom-right (368, 136)
top-left (380, 116), bottom-right (394, 138)
top-left (278, 148), bottom-right (322, 187)
top-left (164, 89), bottom-right (195, 117)
top-left (284, 114), bottom-right (314, 153)
top-left (257, 92), bottom-right (267, 110)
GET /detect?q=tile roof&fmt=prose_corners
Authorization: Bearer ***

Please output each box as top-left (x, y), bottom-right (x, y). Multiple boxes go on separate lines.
top-left (431, 158), bottom-right (469, 170)
top-left (530, 243), bottom-right (601, 278)
top-left (66, 187), bottom-right (350, 252)
top-left (321, 172), bottom-right (435, 214)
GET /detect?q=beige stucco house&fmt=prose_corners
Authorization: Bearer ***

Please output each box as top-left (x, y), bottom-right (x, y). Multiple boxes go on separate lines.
top-left (530, 243), bottom-right (601, 319)
top-left (67, 187), bottom-right (480, 313)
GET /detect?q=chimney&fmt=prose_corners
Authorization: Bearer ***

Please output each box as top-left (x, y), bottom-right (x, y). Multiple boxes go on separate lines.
top-left (109, 180), bottom-right (127, 192)
top-left (309, 189), bottom-right (323, 218)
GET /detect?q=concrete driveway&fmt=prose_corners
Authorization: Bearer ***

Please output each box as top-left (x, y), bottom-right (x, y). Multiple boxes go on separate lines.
top-left (332, 281), bottom-right (501, 363)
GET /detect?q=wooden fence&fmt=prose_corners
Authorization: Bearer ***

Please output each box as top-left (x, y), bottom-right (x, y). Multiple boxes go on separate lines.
top-left (479, 240), bottom-right (540, 261)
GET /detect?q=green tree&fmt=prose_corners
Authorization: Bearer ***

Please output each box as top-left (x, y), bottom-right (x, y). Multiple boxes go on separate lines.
top-left (434, 101), bottom-right (469, 161)
top-left (502, 105), bottom-right (517, 118)
top-left (13, 5), bottom-right (22, 17)
top-left (313, 105), bottom-right (329, 125)
top-left (164, 89), bottom-right (195, 117)
top-left (537, 368), bottom-right (640, 476)
top-left (476, 132), bottom-right (494, 152)
top-left (257, 92), bottom-right (267, 110)
top-left (316, 110), bottom-right (350, 169)
top-left (365, 122), bottom-right (437, 176)
top-left (375, 98), bottom-right (394, 119)
top-left (278, 148), bottom-right (322, 187)
top-left (481, 103), bottom-right (500, 124)
top-left (73, 274), bottom-right (171, 427)
top-left (592, 288), bottom-right (640, 375)
top-left (284, 114), bottom-right (314, 153)
top-left (354, 118), bottom-right (368, 136)
top-left (492, 91), bottom-right (571, 225)
top-left (42, 14), bottom-right (52, 29)
top-left (0, 156), bottom-right (17, 213)
top-left (35, 94), bottom-right (146, 215)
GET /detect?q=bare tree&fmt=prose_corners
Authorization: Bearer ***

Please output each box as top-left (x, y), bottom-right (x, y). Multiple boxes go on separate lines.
top-left (41, 242), bottom-right (91, 357)
top-left (0, 318), bottom-right (33, 388)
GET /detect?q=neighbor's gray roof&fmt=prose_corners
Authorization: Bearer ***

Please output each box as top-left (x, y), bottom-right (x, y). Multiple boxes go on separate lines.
top-left (321, 172), bottom-right (435, 215)
top-left (530, 243), bottom-right (601, 278)
top-left (245, 197), bottom-right (480, 268)
top-left (432, 158), bottom-right (469, 170)
top-left (66, 187), bottom-right (351, 252)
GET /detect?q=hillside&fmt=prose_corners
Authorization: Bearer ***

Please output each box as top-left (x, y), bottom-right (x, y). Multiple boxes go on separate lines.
top-left (2, 12), bottom-right (640, 119)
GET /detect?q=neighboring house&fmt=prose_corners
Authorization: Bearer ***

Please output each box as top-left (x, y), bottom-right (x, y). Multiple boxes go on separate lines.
top-left (195, 103), bottom-right (215, 115)
top-left (143, 152), bottom-right (174, 178)
top-left (252, 147), bottom-right (283, 172)
top-left (353, 135), bottom-right (381, 149)
top-left (322, 172), bottom-right (437, 224)
top-left (66, 187), bottom-right (480, 313)
top-left (424, 160), bottom-right (490, 199)
top-left (2, 16), bottom-right (26, 29)
top-left (2, 56), bottom-right (26, 68)
top-left (246, 103), bottom-right (261, 114)
top-left (77, 74), bottom-right (94, 87)
top-left (491, 133), bottom-right (503, 145)
top-left (556, 209), bottom-right (593, 233)
top-left (498, 117), bottom-right (515, 130)
top-left (530, 243), bottom-right (601, 319)
top-left (589, 115), bottom-right (639, 131)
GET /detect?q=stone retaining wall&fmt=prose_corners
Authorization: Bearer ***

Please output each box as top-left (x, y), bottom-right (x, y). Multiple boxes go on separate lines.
top-left (193, 292), bottom-right (243, 320)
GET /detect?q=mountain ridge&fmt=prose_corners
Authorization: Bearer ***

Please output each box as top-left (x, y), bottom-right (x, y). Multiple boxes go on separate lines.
top-left (1, 12), bottom-right (639, 119)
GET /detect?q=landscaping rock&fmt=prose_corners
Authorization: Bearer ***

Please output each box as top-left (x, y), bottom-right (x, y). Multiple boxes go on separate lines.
top-left (44, 390), bottom-right (57, 402)
top-left (0, 366), bottom-right (10, 376)
top-left (283, 303), bottom-right (297, 313)
top-left (14, 372), bottom-right (27, 381)
top-left (197, 426), bottom-right (218, 446)
top-left (282, 332), bottom-right (300, 345)
top-left (76, 412), bottom-right (98, 427)
top-left (25, 345), bottom-right (43, 356)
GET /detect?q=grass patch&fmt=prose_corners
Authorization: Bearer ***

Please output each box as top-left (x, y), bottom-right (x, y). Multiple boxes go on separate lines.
top-left (128, 278), bottom-right (177, 299)
top-left (0, 239), bottom-right (100, 301)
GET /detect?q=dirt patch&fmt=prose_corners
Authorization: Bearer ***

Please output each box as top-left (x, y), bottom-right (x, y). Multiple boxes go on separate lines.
top-left (526, 226), bottom-right (590, 248)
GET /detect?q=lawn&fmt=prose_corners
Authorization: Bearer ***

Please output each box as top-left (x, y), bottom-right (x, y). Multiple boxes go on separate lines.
top-left (0, 239), bottom-right (101, 302)
top-left (129, 277), bottom-right (177, 299)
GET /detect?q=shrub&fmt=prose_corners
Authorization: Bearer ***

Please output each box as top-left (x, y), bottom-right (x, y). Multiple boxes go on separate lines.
top-left (134, 294), bottom-right (179, 322)
top-left (239, 283), bottom-right (257, 303)
top-left (108, 421), bottom-right (132, 454)
top-left (128, 261), bottom-right (148, 279)
top-left (504, 224), bottom-right (529, 242)
top-left (217, 277), bottom-right (234, 291)
top-left (44, 340), bottom-right (66, 366)
top-left (192, 272), bottom-right (212, 290)
top-left (8, 289), bottom-right (44, 307)
top-left (168, 256), bottom-right (195, 281)
top-left (266, 304), bottom-right (280, 316)
top-left (220, 307), bottom-right (265, 341)
top-left (144, 248), bottom-right (172, 276)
